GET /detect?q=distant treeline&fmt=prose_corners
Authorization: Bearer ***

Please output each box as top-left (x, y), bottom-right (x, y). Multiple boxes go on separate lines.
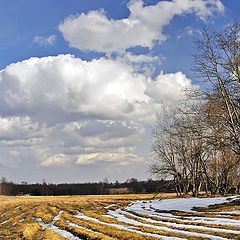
top-left (0, 178), bottom-right (175, 196)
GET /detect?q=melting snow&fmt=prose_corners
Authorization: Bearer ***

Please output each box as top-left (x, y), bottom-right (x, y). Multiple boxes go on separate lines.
top-left (110, 209), bottom-right (240, 235)
top-left (75, 211), bottom-right (184, 240)
top-left (36, 211), bottom-right (82, 240)
top-left (107, 209), bottom-right (230, 240)
top-left (128, 196), bottom-right (238, 213)
top-left (32, 196), bottom-right (240, 240)
top-left (218, 210), bottom-right (240, 215)
top-left (104, 204), bottom-right (117, 209)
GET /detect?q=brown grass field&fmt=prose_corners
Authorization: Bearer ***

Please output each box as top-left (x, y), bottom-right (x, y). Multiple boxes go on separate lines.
top-left (0, 193), bottom-right (239, 240)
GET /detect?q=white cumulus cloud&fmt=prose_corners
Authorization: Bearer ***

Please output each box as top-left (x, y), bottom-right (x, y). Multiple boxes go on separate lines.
top-left (0, 54), bottom-right (194, 125)
top-left (0, 54), bottom-right (196, 169)
top-left (59, 0), bottom-right (224, 53)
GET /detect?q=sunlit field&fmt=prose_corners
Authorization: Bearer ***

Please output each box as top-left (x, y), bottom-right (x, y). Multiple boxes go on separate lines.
top-left (0, 193), bottom-right (239, 240)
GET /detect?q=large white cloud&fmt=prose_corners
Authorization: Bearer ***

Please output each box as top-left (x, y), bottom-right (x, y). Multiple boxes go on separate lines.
top-left (0, 54), bottom-right (195, 168)
top-left (0, 55), bottom-right (148, 124)
top-left (0, 55), bottom-right (193, 124)
top-left (59, 0), bottom-right (224, 53)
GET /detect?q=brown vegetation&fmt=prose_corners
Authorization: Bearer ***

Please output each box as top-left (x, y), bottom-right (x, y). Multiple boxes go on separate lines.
top-left (0, 194), bottom-right (239, 240)
top-left (150, 22), bottom-right (240, 197)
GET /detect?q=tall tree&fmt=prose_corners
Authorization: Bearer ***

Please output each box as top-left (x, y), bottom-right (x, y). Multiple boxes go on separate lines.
top-left (193, 22), bottom-right (240, 155)
top-left (151, 23), bottom-right (240, 196)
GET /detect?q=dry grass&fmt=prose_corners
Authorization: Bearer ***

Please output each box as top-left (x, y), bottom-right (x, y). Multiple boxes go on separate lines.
top-left (0, 194), bottom-right (158, 240)
top-left (22, 223), bottom-right (41, 240)
top-left (0, 193), bottom-right (239, 240)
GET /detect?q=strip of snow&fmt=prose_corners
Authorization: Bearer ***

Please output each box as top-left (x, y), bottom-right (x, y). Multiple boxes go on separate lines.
top-left (104, 204), bottom-right (117, 209)
top-left (36, 217), bottom-right (82, 240)
top-left (102, 214), bottom-right (114, 219)
top-left (53, 210), bottom-right (64, 223)
top-left (107, 209), bottom-right (229, 240)
top-left (110, 209), bottom-right (240, 235)
top-left (217, 210), bottom-right (240, 215)
top-left (75, 212), bottom-right (184, 240)
top-left (184, 216), bottom-right (240, 227)
top-left (126, 205), bottom-right (240, 227)
top-left (67, 221), bottom-right (95, 232)
top-left (125, 207), bottom-right (182, 221)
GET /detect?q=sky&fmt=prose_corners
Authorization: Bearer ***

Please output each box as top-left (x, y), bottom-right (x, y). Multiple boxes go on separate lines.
top-left (0, 0), bottom-right (239, 184)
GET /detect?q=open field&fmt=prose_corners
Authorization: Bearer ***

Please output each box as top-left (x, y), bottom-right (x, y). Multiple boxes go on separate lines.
top-left (0, 193), bottom-right (239, 240)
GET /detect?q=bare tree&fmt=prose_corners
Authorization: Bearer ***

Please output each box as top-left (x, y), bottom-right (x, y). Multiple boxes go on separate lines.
top-left (151, 23), bottom-right (240, 196)
top-left (150, 106), bottom-right (186, 196)
top-left (193, 22), bottom-right (240, 155)
top-left (150, 101), bottom-right (208, 196)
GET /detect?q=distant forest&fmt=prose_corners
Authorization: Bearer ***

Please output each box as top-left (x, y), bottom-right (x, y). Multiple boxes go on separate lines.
top-left (0, 178), bottom-right (175, 196)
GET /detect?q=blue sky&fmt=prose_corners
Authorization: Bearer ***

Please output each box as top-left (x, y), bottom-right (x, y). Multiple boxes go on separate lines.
top-left (1, 0), bottom-right (238, 73)
top-left (0, 0), bottom-right (239, 183)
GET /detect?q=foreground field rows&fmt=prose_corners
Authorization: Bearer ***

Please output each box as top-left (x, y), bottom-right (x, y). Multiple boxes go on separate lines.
top-left (0, 194), bottom-right (239, 240)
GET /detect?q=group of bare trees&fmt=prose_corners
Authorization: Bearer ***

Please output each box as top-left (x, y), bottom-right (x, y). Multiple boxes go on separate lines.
top-left (151, 22), bottom-right (240, 196)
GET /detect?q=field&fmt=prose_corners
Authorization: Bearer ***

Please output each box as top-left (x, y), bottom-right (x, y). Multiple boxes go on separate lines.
top-left (0, 193), bottom-right (239, 240)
